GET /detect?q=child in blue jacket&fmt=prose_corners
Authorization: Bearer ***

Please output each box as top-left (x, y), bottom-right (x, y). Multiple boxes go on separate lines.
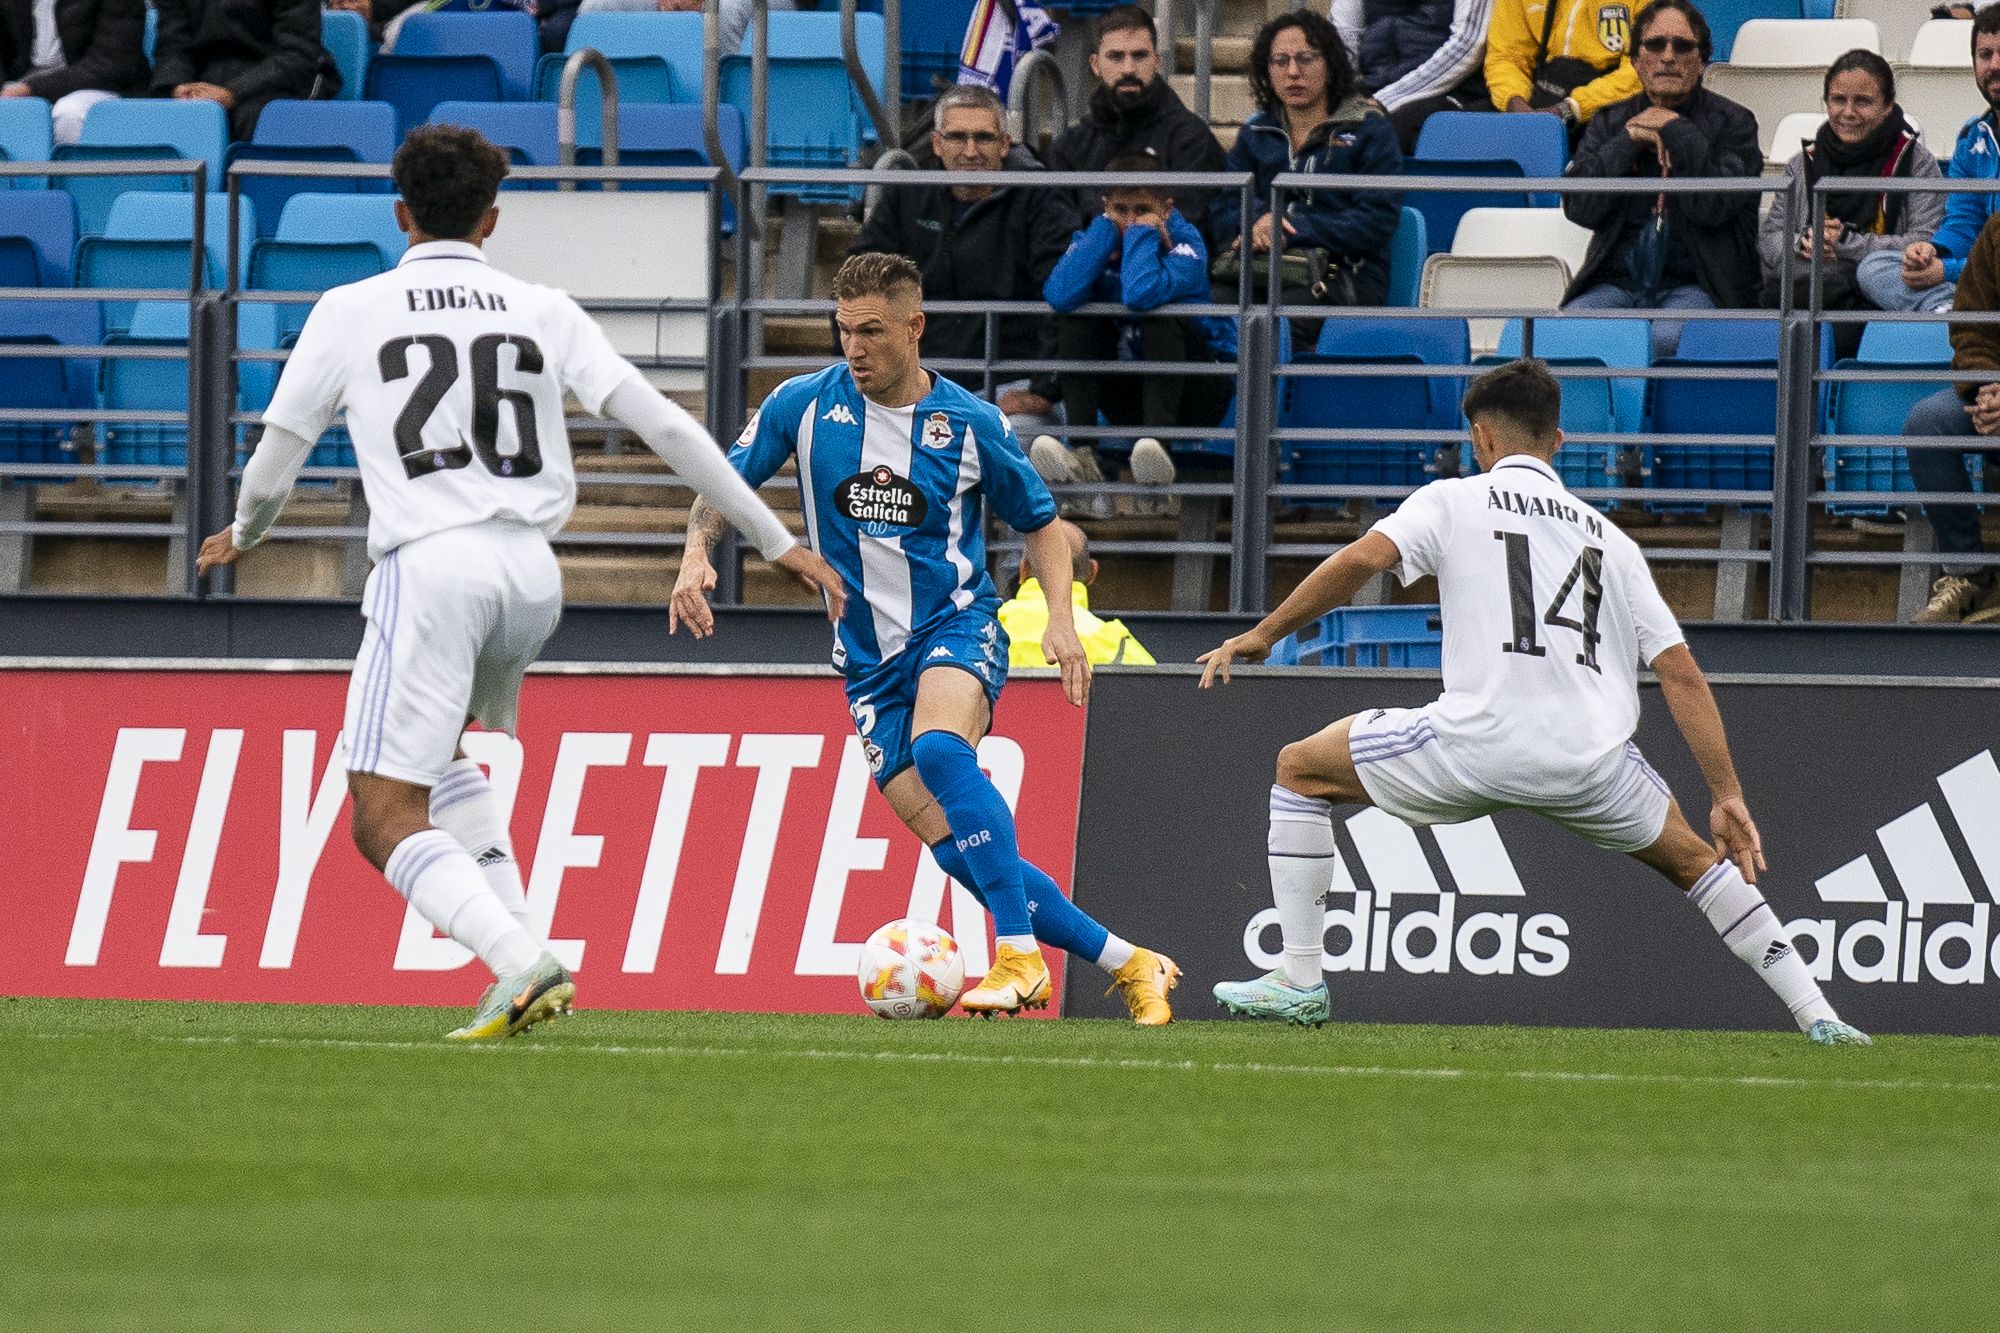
top-left (1036, 151), bottom-right (1237, 509)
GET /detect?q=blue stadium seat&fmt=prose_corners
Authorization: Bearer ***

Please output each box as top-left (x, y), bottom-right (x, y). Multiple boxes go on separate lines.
top-left (274, 193), bottom-right (405, 265)
top-left (1703, 1), bottom-right (1807, 61)
top-left (1651, 318), bottom-right (1783, 501)
top-left (533, 13), bottom-right (698, 143)
top-left (1414, 112), bottom-right (1568, 203)
top-left (321, 8), bottom-right (370, 102)
top-left (428, 101), bottom-right (562, 174)
top-left (762, 10), bottom-right (886, 143)
top-left (1269, 605), bottom-right (1443, 667)
top-left (0, 235), bottom-right (38, 289)
top-left (368, 54), bottom-right (507, 142)
top-left (1386, 207), bottom-right (1426, 308)
top-left (0, 98), bottom-right (53, 188)
top-left (57, 100), bottom-right (227, 235)
top-left (1283, 317), bottom-right (1470, 491)
top-left (75, 192), bottom-right (254, 334)
top-left (98, 300), bottom-right (191, 469)
top-left (1826, 320), bottom-right (1956, 513)
top-left (0, 330), bottom-right (75, 466)
top-left (253, 100), bottom-right (398, 161)
top-left (1494, 316), bottom-right (1652, 495)
top-left (398, 12), bottom-right (541, 102)
top-left (0, 292), bottom-right (100, 436)
top-left (895, 0), bottom-right (977, 100)
top-left (0, 190), bottom-right (78, 284)
top-left (1399, 157), bottom-right (1531, 254)
top-left (246, 192), bottom-right (404, 343)
top-left (722, 55), bottom-right (863, 201)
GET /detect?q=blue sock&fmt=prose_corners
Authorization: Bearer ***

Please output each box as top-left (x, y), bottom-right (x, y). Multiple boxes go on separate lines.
top-left (910, 731), bottom-right (1032, 939)
top-left (928, 840), bottom-right (1111, 963)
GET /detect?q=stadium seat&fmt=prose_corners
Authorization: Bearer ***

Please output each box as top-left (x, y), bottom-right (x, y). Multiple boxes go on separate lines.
top-left (397, 12), bottom-right (541, 102)
top-left (0, 284), bottom-right (97, 466)
top-left (1492, 317), bottom-right (1652, 498)
top-left (1844, 0), bottom-right (1932, 63)
top-left (1826, 319), bottom-right (1955, 513)
top-left (273, 193), bottom-right (405, 268)
top-left (1413, 112), bottom-right (1567, 202)
top-left (577, 102), bottom-right (747, 229)
top-left (1448, 207), bottom-right (1593, 275)
top-left (367, 55), bottom-right (507, 142)
top-left (898, 0), bottom-right (978, 100)
top-left (60, 99), bottom-right (228, 235)
top-left (1385, 207), bottom-right (1426, 308)
top-left (1894, 68), bottom-right (1982, 153)
top-left (1907, 19), bottom-right (1973, 67)
top-left (1282, 317), bottom-right (1469, 491)
top-left (1765, 111), bottom-right (1824, 166)
top-left (1269, 605), bottom-right (1442, 668)
top-left (0, 191), bottom-right (77, 285)
top-left (1420, 254), bottom-right (1570, 355)
top-left (229, 101), bottom-right (398, 237)
top-left (722, 55), bottom-right (866, 201)
top-left (429, 101), bottom-right (562, 173)
top-left (762, 10), bottom-right (887, 143)
top-left (321, 8), bottom-right (369, 101)
top-left (533, 13), bottom-right (699, 145)
top-left (1700, 1), bottom-right (1812, 62)
top-left (1730, 18), bottom-right (1880, 63)
top-left (245, 194), bottom-right (405, 344)
top-left (75, 192), bottom-right (254, 335)
top-left (98, 300), bottom-right (191, 469)
top-left (0, 98), bottom-right (52, 188)
top-left (1650, 318), bottom-right (1787, 501)
top-left (1398, 157), bottom-right (1531, 255)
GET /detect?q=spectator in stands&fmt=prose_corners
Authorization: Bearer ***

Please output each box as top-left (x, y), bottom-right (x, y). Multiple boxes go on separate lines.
top-left (150, 0), bottom-right (338, 139)
top-left (1210, 10), bottom-right (1402, 343)
top-left (1043, 5), bottom-right (1226, 242)
top-left (571, 0), bottom-right (797, 61)
top-left (848, 83), bottom-right (1073, 442)
top-left (1900, 216), bottom-right (2000, 624)
top-left (998, 518), bottom-right (1157, 667)
top-left (1760, 51), bottom-right (1939, 350)
top-left (323, 0), bottom-right (424, 46)
top-left (1559, 0), bottom-right (1758, 360)
top-left (1332, 0), bottom-right (1496, 154)
top-left (0, 0), bottom-right (150, 144)
top-left (1856, 8), bottom-right (2000, 317)
top-left (1036, 150), bottom-right (1237, 516)
top-left (1484, 0), bottom-right (1647, 132)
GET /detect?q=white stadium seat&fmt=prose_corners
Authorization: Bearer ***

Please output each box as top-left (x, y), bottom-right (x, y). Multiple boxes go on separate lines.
top-left (1705, 64), bottom-right (1832, 147)
top-left (1766, 112), bottom-right (1825, 167)
top-left (1907, 20), bottom-right (1973, 68)
top-left (1449, 207), bottom-right (1594, 276)
top-left (1729, 18), bottom-right (1880, 65)
top-left (1839, 0), bottom-right (1932, 64)
top-left (1893, 67), bottom-right (1983, 157)
top-left (1421, 254), bottom-right (1571, 355)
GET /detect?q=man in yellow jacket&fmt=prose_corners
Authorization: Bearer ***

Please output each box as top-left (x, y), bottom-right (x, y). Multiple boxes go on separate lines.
top-left (999, 519), bottom-right (1157, 667)
top-left (1484, 0), bottom-right (1650, 127)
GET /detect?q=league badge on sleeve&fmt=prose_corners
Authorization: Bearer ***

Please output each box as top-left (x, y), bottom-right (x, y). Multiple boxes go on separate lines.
top-left (735, 410), bottom-right (761, 447)
top-left (921, 411), bottom-right (954, 450)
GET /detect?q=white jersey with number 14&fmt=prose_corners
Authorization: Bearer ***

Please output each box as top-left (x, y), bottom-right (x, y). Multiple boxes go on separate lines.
top-left (260, 240), bottom-right (638, 561)
top-left (1370, 454), bottom-right (1685, 802)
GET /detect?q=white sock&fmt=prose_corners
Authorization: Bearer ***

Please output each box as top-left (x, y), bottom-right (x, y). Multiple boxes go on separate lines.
top-left (428, 757), bottom-right (539, 940)
top-left (1689, 862), bottom-right (1836, 1032)
top-left (1095, 934), bottom-right (1136, 972)
top-left (997, 934), bottom-right (1038, 954)
top-left (1269, 784), bottom-right (1336, 990)
top-left (386, 829), bottom-right (543, 978)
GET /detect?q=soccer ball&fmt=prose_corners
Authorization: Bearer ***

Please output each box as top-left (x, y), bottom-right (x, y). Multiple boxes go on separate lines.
top-left (857, 919), bottom-right (964, 1019)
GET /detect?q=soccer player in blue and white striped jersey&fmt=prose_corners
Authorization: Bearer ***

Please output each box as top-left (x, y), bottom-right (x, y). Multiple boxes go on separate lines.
top-left (673, 252), bottom-right (1181, 1023)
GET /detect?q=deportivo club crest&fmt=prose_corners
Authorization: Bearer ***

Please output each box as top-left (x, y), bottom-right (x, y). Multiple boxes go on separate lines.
top-left (921, 411), bottom-right (954, 450)
top-left (1598, 3), bottom-right (1631, 53)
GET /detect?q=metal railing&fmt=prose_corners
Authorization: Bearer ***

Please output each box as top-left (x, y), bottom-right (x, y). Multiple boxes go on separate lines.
top-left (5, 158), bottom-right (1990, 625)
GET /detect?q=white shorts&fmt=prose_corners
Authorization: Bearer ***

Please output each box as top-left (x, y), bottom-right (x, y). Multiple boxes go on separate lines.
top-left (343, 520), bottom-right (562, 786)
top-left (1349, 706), bottom-right (1672, 853)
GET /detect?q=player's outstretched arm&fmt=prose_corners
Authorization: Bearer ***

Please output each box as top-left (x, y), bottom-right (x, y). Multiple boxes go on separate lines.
top-left (1651, 643), bottom-right (1765, 879)
top-left (195, 424), bottom-right (315, 576)
top-left (600, 379), bottom-right (845, 634)
top-left (1024, 520), bottom-right (1090, 706)
top-left (1197, 531), bottom-right (1402, 687)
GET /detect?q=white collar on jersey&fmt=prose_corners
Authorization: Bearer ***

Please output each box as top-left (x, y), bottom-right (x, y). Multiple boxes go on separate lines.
top-left (397, 240), bottom-right (490, 267)
top-left (1489, 454), bottom-right (1560, 481)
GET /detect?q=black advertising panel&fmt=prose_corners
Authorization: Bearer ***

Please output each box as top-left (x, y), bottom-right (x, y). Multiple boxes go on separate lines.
top-left (1067, 672), bottom-right (2000, 1035)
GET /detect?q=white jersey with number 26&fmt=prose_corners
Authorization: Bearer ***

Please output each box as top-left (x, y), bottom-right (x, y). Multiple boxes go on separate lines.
top-left (1369, 454), bottom-right (1685, 802)
top-left (261, 240), bottom-right (638, 561)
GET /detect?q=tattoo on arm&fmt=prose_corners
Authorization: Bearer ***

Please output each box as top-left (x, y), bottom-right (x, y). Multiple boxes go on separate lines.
top-left (685, 497), bottom-right (727, 560)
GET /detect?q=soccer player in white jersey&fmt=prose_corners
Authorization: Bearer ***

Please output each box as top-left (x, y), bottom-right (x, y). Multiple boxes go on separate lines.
top-left (672, 252), bottom-right (1183, 1024)
top-left (1198, 360), bottom-right (1870, 1045)
top-left (195, 126), bottom-right (844, 1040)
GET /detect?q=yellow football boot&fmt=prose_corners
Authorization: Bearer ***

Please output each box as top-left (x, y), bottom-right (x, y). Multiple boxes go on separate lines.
top-left (1108, 947), bottom-right (1181, 1026)
top-left (959, 943), bottom-right (1053, 1017)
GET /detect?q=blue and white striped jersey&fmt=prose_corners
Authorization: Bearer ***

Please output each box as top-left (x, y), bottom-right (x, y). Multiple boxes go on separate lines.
top-left (729, 364), bottom-right (1057, 672)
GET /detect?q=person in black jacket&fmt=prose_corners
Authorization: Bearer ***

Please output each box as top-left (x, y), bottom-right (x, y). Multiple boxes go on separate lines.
top-left (0, 0), bottom-right (150, 143)
top-left (1042, 5), bottom-right (1225, 243)
top-left (149, 0), bottom-right (337, 140)
top-left (1560, 0), bottom-right (1761, 360)
top-left (848, 83), bottom-right (1075, 442)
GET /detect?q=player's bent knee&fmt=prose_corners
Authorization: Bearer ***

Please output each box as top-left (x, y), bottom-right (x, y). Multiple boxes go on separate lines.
top-left (346, 774), bottom-right (433, 871)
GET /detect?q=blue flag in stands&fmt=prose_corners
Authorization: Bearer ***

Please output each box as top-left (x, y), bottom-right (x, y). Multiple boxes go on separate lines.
top-left (957, 0), bottom-right (1058, 100)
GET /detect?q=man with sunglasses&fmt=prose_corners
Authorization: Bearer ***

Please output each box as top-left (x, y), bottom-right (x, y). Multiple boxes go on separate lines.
top-left (848, 83), bottom-right (1077, 446)
top-left (1559, 0), bottom-right (1760, 361)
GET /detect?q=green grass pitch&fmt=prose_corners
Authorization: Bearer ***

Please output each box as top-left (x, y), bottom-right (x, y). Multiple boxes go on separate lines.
top-left (5, 997), bottom-right (1997, 1331)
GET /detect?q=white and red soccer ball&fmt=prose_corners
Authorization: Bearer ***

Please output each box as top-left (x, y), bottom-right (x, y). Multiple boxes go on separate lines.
top-left (856, 919), bottom-right (965, 1019)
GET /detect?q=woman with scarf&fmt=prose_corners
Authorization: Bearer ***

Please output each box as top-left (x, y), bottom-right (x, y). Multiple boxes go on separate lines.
top-left (1760, 49), bottom-right (1942, 343)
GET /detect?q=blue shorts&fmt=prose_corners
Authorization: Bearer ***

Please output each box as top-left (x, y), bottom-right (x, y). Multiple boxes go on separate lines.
top-left (844, 602), bottom-right (1009, 788)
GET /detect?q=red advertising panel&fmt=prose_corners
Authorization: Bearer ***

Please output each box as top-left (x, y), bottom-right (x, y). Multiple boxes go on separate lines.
top-left (0, 669), bottom-right (1085, 1014)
